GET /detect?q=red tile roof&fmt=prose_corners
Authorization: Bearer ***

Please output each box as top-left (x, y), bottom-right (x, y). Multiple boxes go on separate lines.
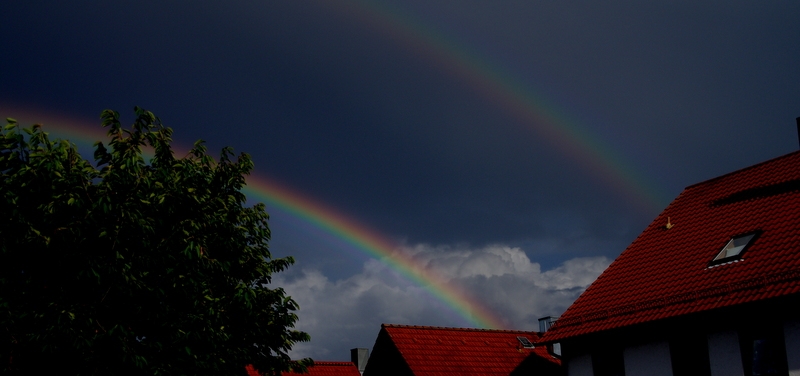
top-left (543, 151), bottom-right (800, 342)
top-left (246, 362), bottom-right (361, 376)
top-left (363, 324), bottom-right (560, 376)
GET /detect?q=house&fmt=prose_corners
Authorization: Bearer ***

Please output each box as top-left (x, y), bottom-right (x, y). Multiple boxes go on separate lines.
top-left (245, 361), bottom-right (361, 376)
top-left (540, 150), bottom-right (800, 376)
top-left (362, 324), bottom-right (562, 376)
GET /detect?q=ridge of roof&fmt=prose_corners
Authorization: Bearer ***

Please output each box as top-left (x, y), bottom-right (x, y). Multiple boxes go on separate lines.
top-left (247, 361), bottom-right (361, 376)
top-left (381, 323), bottom-right (539, 334)
top-left (684, 150), bottom-right (800, 190)
top-left (309, 362), bottom-right (359, 366)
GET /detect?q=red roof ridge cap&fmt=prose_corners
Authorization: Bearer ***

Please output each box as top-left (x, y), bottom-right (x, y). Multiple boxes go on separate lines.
top-left (309, 361), bottom-right (357, 366)
top-left (381, 323), bottom-right (539, 334)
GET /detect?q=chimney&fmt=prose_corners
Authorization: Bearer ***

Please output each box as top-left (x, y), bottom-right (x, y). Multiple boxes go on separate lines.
top-left (796, 117), bottom-right (800, 149)
top-left (350, 347), bottom-right (369, 375)
top-left (538, 316), bottom-right (558, 333)
top-left (537, 316), bottom-right (562, 357)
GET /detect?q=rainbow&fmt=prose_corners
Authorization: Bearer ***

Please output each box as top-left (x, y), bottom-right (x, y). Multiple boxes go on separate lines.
top-left (242, 176), bottom-right (507, 329)
top-left (0, 104), bottom-right (507, 329)
top-left (0, 2), bottom-right (675, 330)
top-left (322, 1), bottom-right (672, 213)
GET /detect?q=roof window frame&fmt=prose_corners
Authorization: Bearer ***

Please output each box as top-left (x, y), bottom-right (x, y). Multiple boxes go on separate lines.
top-left (516, 336), bottom-right (534, 348)
top-left (708, 230), bottom-right (761, 267)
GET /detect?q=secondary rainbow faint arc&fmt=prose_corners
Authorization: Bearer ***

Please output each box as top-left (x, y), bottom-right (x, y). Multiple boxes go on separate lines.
top-left (0, 105), bottom-right (507, 329)
top-left (327, 0), bottom-right (671, 213)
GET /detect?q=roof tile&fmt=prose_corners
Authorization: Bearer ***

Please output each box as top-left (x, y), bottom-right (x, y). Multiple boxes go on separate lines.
top-left (246, 362), bottom-right (361, 376)
top-left (544, 151), bottom-right (800, 342)
top-left (368, 324), bottom-right (560, 376)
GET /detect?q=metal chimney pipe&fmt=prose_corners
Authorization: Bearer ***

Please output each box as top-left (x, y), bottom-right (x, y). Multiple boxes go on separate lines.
top-left (796, 117), bottom-right (800, 149)
top-left (350, 348), bottom-right (369, 375)
top-left (538, 316), bottom-right (559, 332)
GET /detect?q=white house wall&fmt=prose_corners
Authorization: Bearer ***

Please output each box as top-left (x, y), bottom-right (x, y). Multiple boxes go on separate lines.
top-left (622, 340), bottom-right (673, 376)
top-left (566, 353), bottom-right (593, 376)
top-left (708, 330), bottom-right (744, 376)
top-left (785, 319), bottom-right (800, 376)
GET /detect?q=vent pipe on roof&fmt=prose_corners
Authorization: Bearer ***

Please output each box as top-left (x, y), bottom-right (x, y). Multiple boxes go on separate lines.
top-left (796, 117), bottom-right (800, 149)
top-left (350, 348), bottom-right (369, 375)
top-left (538, 316), bottom-right (558, 333)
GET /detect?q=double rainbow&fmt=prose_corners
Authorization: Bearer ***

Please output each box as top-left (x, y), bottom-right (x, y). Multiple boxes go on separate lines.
top-left (1, 1), bottom-right (672, 332)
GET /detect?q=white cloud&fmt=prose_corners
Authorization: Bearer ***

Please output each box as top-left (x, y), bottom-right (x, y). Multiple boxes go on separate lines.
top-left (537, 256), bottom-right (611, 290)
top-left (398, 244), bottom-right (540, 280)
top-left (274, 243), bottom-right (610, 360)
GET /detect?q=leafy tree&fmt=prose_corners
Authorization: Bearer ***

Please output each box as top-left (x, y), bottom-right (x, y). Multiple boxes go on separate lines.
top-left (0, 108), bottom-right (310, 375)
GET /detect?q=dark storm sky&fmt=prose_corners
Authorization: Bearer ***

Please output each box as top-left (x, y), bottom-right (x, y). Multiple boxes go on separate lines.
top-left (3, 0), bottom-right (799, 360)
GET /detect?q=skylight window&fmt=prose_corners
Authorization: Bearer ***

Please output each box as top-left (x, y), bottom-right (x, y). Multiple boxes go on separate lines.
top-left (517, 336), bottom-right (534, 348)
top-left (710, 232), bottom-right (759, 266)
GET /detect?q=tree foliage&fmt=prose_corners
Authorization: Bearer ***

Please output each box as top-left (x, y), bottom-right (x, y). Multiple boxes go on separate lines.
top-left (0, 108), bottom-right (310, 375)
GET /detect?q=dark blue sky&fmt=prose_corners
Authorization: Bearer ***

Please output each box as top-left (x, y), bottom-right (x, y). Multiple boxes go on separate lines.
top-left (3, 0), bottom-right (799, 360)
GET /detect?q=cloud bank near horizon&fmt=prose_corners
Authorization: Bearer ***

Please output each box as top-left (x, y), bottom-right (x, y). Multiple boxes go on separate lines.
top-left (275, 244), bottom-right (610, 360)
